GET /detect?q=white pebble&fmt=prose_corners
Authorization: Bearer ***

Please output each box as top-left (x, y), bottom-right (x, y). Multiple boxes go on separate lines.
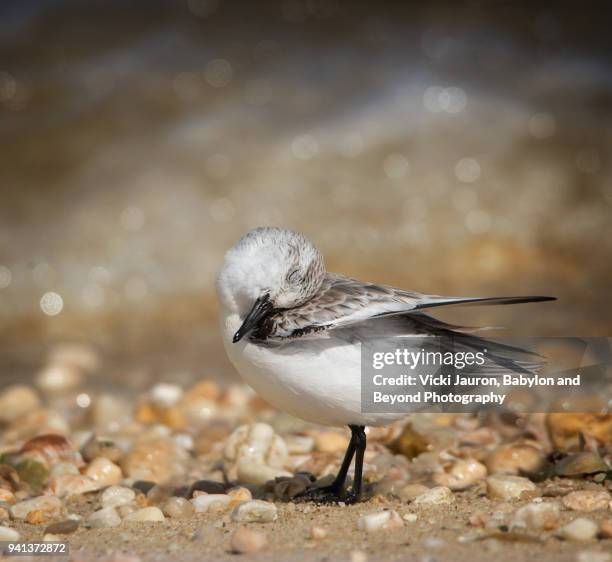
top-left (512, 501), bottom-right (560, 530)
top-left (486, 475), bottom-right (536, 500)
top-left (310, 526), bottom-right (327, 539)
top-left (357, 510), bottom-right (404, 532)
top-left (230, 526), bottom-right (267, 554)
top-left (101, 486), bottom-right (135, 508)
top-left (433, 459), bottom-right (487, 490)
top-left (87, 507), bottom-right (121, 528)
top-left (236, 461), bottom-right (293, 485)
top-left (10, 496), bottom-right (63, 520)
top-left (191, 494), bottom-right (232, 513)
top-left (85, 458), bottom-right (122, 486)
top-left (414, 486), bottom-right (455, 506)
top-left (557, 518), bottom-right (598, 541)
top-left (43, 533), bottom-right (61, 541)
top-left (150, 383), bottom-right (183, 409)
top-left (0, 526), bottom-right (20, 540)
top-left (403, 513), bottom-right (418, 522)
top-left (231, 500), bottom-right (278, 523)
top-left (123, 506), bottom-right (165, 522)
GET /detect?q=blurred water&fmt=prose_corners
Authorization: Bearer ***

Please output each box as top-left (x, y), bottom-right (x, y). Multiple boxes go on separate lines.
top-left (0, 1), bottom-right (611, 380)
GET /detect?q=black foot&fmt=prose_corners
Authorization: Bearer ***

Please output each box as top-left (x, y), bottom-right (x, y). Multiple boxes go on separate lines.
top-left (294, 484), bottom-right (361, 504)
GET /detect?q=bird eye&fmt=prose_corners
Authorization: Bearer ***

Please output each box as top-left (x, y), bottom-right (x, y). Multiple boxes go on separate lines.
top-left (287, 269), bottom-right (300, 282)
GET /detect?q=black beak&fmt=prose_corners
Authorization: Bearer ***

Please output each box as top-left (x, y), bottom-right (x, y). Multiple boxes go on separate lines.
top-left (232, 294), bottom-right (273, 343)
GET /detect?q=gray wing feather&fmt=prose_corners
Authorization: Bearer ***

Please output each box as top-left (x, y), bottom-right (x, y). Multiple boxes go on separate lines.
top-left (259, 274), bottom-right (554, 342)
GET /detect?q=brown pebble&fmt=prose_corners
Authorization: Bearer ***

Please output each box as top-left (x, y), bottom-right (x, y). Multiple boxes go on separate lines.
top-left (600, 519), bottom-right (612, 539)
top-left (230, 526), bottom-right (267, 554)
top-left (45, 519), bottom-right (79, 535)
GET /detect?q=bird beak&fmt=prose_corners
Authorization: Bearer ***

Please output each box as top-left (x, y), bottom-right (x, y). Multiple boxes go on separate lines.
top-left (233, 294), bottom-right (272, 343)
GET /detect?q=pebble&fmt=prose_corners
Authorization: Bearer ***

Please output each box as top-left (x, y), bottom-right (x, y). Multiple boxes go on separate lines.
top-left (35, 363), bottom-right (82, 394)
top-left (413, 486), bottom-right (455, 506)
top-left (101, 486), bottom-right (136, 508)
top-left (485, 443), bottom-right (544, 475)
top-left (49, 461), bottom-right (80, 478)
top-left (600, 519), bottom-right (612, 538)
top-left (42, 533), bottom-right (62, 541)
top-left (230, 526), bottom-right (267, 554)
top-left (562, 490), bottom-right (611, 512)
top-left (357, 510), bottom-right (404, 532)
top-left (314, 431), bottom-right (349, 453)
top-left (0, 489), bottom-right (16, 504)
top-left (486, 475), bottom-right (537, 500)
top-left (161, 497), bottom-right (194, 518)
top-left (231, 500), bottom-right (278, 523)
top-left (237, 461), bottom-right (293, 485)
top-left (150, 383), bottom-right (183, 409)
top-left (123, 506), bottom-right (165, 522)
top-left (85, 457), bottom-right (122, 486)
top-left (10, 495), bottom-right (63, 520)
top-left (397, 483), bottom-right (429, 501)
top-left (350, 550), bottom-right (368, 562)
top-left (0, 525), bottom-right (20, 541)
top-left (310, 526), bottom-right (327, 540)
top-left (192, 494), bottom-right (232, 513)
top-left (0, 385), bottom-right (40, 423)
top-left (46, 474), bottom-right (100, 497)
top-left (403, 513), bottom-right (418, 523)
top-left (87, 507), bottom-right (121, 528)
top-left (224, 423), bottom-right (289, 482)
top-left (555, 452), bottom-right (609, 477)
top-left (433, 458), bottom-right (487, 490)
top-left (45, 519), bottom-right (80, 534)
top-left (121, 437), bottom-right (187, 483)
top-left (81, 436), bottom-right (124, 463)
top-left (390, 423), bottom-right (429, 459)
top-left (19, 434), bottom-right (80, 468)
top-left (557, 518), bottom-right (598, 541)
top-left (227, 486), bottom-right (253, 503)
top-left (511, 501), bottom-right (560, 530)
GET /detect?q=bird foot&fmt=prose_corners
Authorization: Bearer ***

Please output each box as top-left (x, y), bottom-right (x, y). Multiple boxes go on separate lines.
top-left (294, 484), bottom-right (361, 505)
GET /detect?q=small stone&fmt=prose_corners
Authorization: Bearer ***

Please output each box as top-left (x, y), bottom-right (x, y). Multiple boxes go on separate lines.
top-left (230, 526), bottom-right (267, 554)
top-left (562, 491), bottom-right (611, 512)
top-left (10, 495), bottom-right (63, 520)
top-left (485, 443), bottom-right (544, 475)
top-left (310, 526), bottom-right (327, 539)
top-left (397, 483), bottom-right (429, 502)
top-left (81, 436), bottom-right (123, 463)
top-left (35, 363), bottom-right (82, 394)
top-left (557, 518), bottom-right (598, 541)
top-left (511, 501), bottom-right (560, 530)
top-left (18, 434), bottom-right (79, 469)
top-left (161, 497), bottom-right (194, 519)
top-left (121, 437), bottom-right (187, 483)
top-left (486, 475), bottom-right (536, 500)
top-left (0, 385), bottom-right (40, 423)
top-left (227, 486), bottom-right (253, 503)
top-left (555, 452), bottom-right (609, 477)
top-left (0, 525), bottom-right (20, 540)
top-left (357, 510), bottom-right (404, 532)
top-left (85, 458), bottom-right (122, 486)
top-left (314, 431), bottom-right (349, 453)
top-left (350, 550), bottom-right (368, 562)
top-left (46, 474), bottom-right (100, 498)
top-left (433, 459), bottom-right (487, 490)
top-left (192, 494), bottom-right (232, 513)
top-left (231, 500), bottom-right (278, 523)
top-left (403, 513), bottom-right (418, 523)
top-left (0, 489), bottom-right (16, 504)
top-left (150, 383), bottom-right (183, 409)
top-left (236, 461), bottom-right (292, 485)
top-left (87, 507), bottom-right (121, 528)
top-left (101, 486), bottom-right (136, 508)
top-left (123, 506), bottom-right (165, 522)
top-left (189, 480), bottom-right (227, 495)
top-left (42, 533), bottom-right (61, 541)
top-left (413, 486), bottom-right (455, 507)
top-left (45, 519), bottom-right (79, 534)
top-left (49, 462), bottom-right (80, 478)
top-left (390, 424), bottom-right (429, 459)
top-left (600, 519), bottom-right (612, 538)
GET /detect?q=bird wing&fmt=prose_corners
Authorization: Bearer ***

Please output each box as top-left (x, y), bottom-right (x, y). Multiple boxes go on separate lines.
top-left (251, 273), bottom-right (555, 342)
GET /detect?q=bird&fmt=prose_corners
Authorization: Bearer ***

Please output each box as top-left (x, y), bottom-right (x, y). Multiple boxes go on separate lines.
top-left (216, 226), bottom-right (555, 503)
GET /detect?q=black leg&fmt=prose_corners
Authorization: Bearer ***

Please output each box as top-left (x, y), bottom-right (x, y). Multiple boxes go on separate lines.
top-left (295, 425), bottom-right (366, 504)
top-left (346, 425), bottom-right (366, 502)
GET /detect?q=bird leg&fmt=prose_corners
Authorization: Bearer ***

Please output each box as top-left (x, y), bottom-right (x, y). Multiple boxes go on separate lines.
top-left (295, 425), bottom-right (366, 504)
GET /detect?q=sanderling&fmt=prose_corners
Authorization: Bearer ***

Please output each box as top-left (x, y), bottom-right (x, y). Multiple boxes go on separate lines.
top-left (216, 227), bottom-right (555, 502)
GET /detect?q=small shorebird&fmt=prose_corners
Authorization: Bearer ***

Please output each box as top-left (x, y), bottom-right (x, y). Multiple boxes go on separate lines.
top-left (216, 227), bottom-right (555, 503)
